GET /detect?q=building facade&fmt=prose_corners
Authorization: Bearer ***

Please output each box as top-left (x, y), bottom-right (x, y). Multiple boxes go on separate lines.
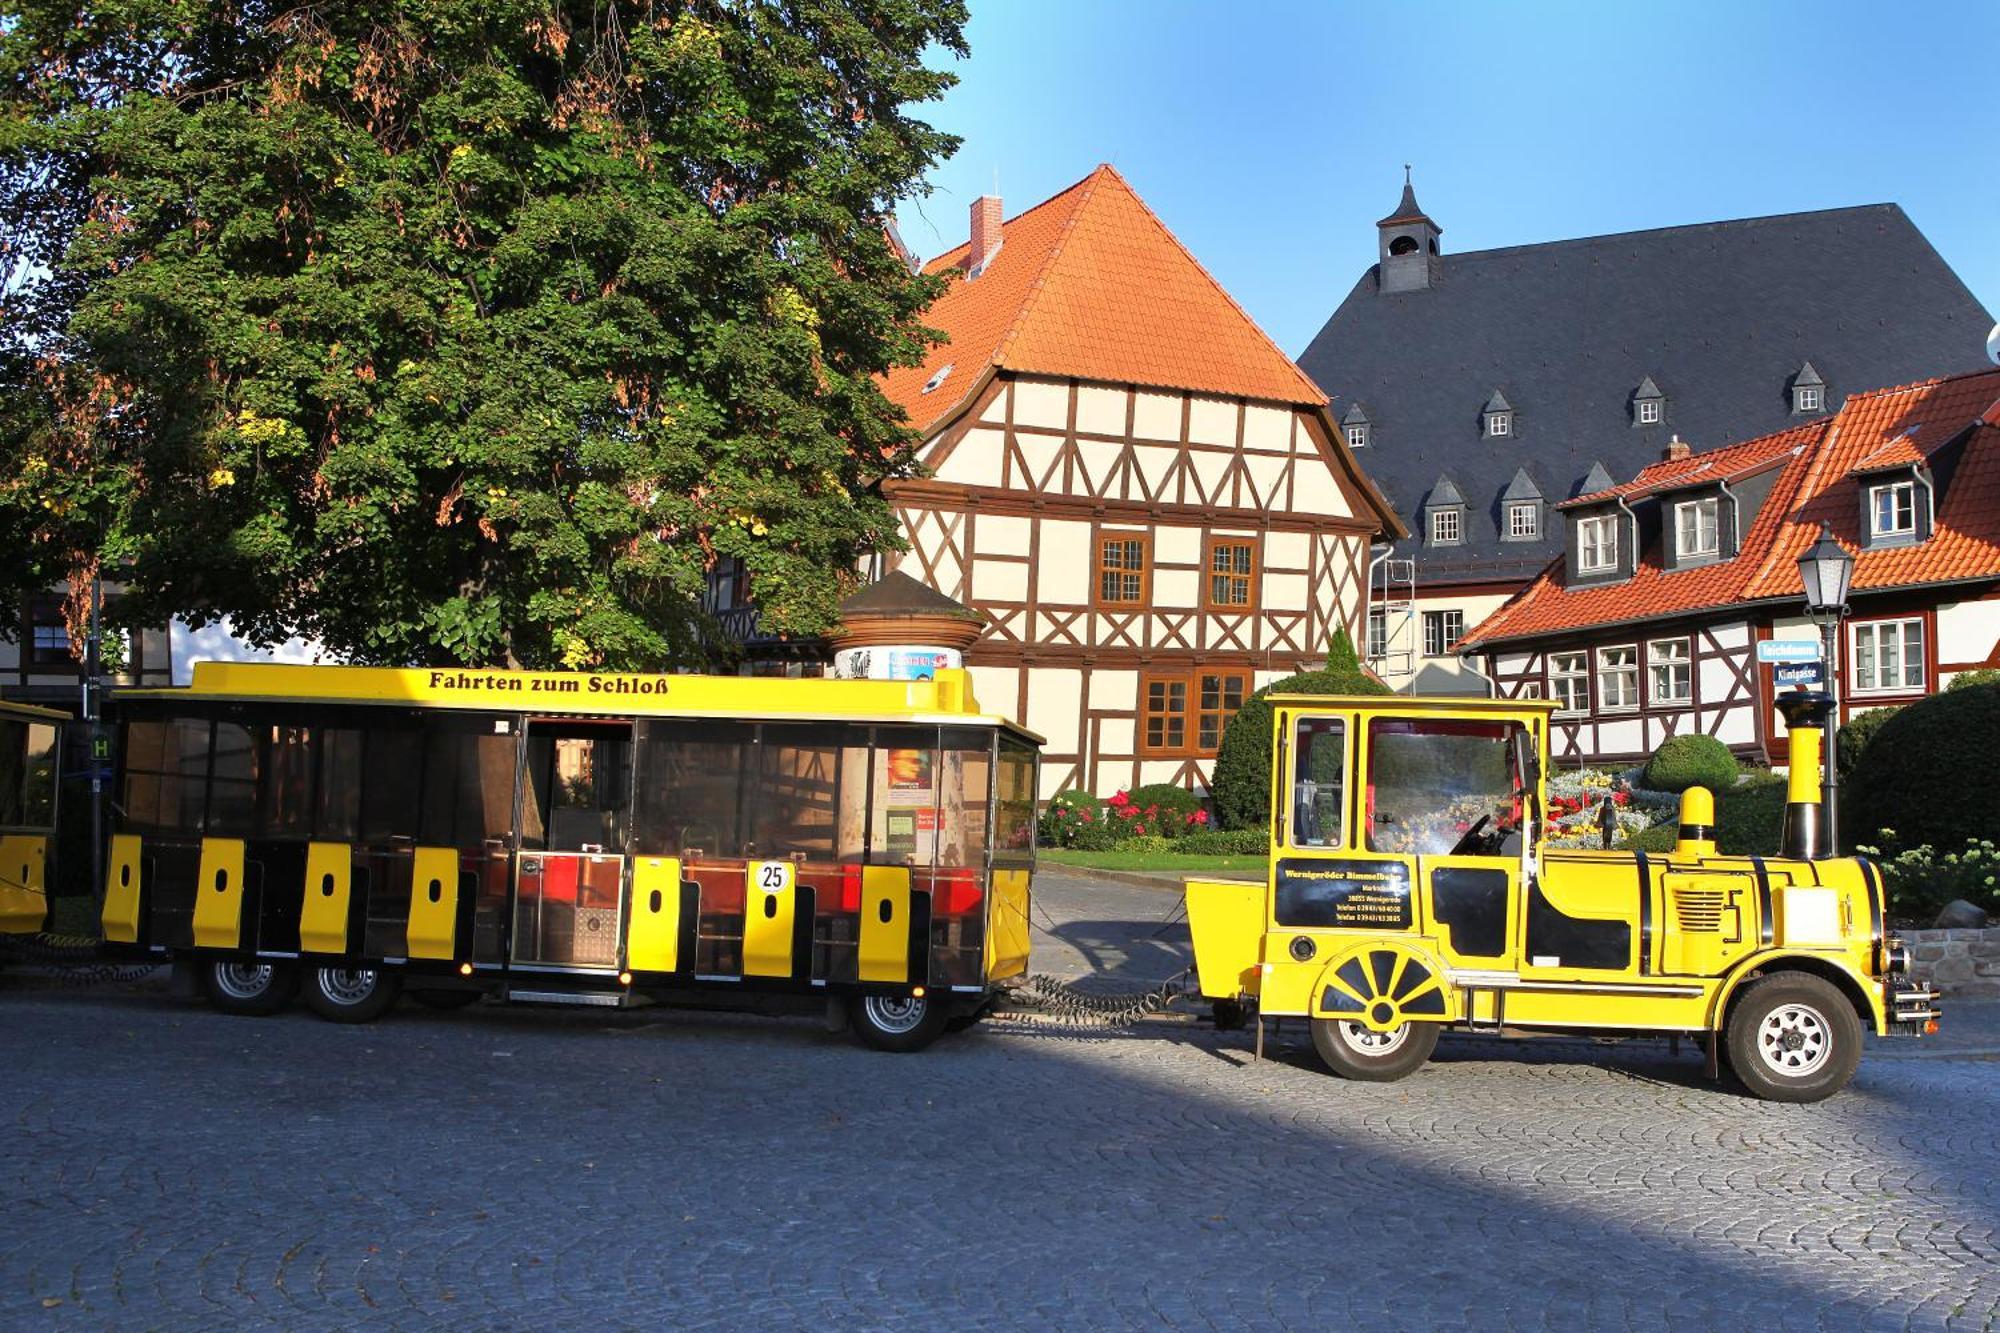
top-left (720, 166), bottom-right (1401, 798)
top-left (1297, 178), bottom-right (1995, 695)
top-left (1462, 368), bottom-right (2000, 766)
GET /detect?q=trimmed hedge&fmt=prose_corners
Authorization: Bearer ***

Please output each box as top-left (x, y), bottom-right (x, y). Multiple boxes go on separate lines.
top-left (1210, 627), bottom-right (1389, 830)
top-left (1949, 668), bottom-right (2000, 691)
top-left (1850, 682), bottom-right (2000, 852)
top-left (1174, 828), bottom-right (1269, 856)
top-left (1640, 733), bottom-right (1738, 795)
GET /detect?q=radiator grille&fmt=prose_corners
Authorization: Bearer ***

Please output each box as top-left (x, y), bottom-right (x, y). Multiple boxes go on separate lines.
top-left (1673, 890), bottom-right (1726, 932)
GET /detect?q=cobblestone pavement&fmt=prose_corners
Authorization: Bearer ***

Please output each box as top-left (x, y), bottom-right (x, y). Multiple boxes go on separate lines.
top-left (1, 875), bottom-right (1996, 1331)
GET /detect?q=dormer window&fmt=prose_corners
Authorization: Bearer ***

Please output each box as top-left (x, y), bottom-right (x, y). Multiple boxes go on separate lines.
top-left (1870, 480), bottom-right (1916, 538)
top-left (921, 362), bottom-right (954, 395)
top-left (1487, 412), bottom-right (1511, 438)
top-left (1430, 508), bottom-right (1461, 544)
top-left (1346, 423), bottom-right (1369, 449)
top-left (1340, 403), bottom-right (1370, 449)
top-left (1482, 389), bottom-right (1513, 439)
top-left (1674, 497), bottom-right (1720, 560)
top-left (1636, 398), bottom-right (1661, 425)
top-left (1795, 384), bottom-right (1822, 413)
top-left (1505, 502), bottom-right (1539, 540)
top-left (1631, 376), bottom-right (1666, 427)
top-left (1577, 514), bottom-right (1618, 574)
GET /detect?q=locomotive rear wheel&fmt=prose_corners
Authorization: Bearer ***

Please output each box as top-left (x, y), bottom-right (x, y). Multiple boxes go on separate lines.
top-left (848, 993), bottom-right (949, 1053)
top-left (303, 966), bottom-right (402, 1024)
top-left (1725, 973), bottom-right (1861, 1103)
top-left (203, 960), bottom-right (297, 1017)
top-left (1310, 1016), bottom-right (1440, 1082)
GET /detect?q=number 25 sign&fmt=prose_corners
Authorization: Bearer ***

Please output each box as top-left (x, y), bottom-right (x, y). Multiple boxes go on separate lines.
top-left (754, 861), bottom-right (795, 894)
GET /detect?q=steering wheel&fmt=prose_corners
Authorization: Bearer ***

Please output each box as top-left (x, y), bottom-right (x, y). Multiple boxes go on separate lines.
top-left (1447, 814), bottom-right (1493, 857)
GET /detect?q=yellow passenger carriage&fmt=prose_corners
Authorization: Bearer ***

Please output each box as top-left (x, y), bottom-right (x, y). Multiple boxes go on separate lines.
top-left (1187, 691), bottom-right (1939, 1102)
top-left (99, 664), bottom-right (1038, 1050)
top-left (0, 700), bottom-right (65, 938)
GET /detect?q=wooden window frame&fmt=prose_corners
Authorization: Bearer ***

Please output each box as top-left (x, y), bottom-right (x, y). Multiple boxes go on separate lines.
top-left (1869, 481), bottom-right (1917, 538)
top-left (1506, 502), bottom-right (1539, 539)
top-left (1850, 616), bottom-right (1926, 695)
top-left (1576, 514), bottom-right (1618, 574)
top-left (1140, 666), bottom-right (1252, 759)
top-left (1548, 651), bottom-right (1589, 715)
top-left (1646, 637), bottom-right (1692, 706)
top-left (1429, 508), bottom-right (1461, 545)
top-left (1094, 530), bottom-right (1152, 609)
top-left (1795, 384), bottom-right (1822, 414)
top-left (1203, 535), bottom-right (1260, 612)
top-left (1597, 644), bottom-right (1640, 712)
top-left (1486, 412), bottom-right (1511, 438)
top-left (1346, 424), bottom-right (1369, 449)
top-left (1421, 609), bottom-right (1464, 658)
top-left (1674, 497), bottom-right (1720, 559)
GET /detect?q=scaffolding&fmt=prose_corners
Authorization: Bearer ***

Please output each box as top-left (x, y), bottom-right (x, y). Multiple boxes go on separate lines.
top-left (1368, 555), bottom-right (1418, 686)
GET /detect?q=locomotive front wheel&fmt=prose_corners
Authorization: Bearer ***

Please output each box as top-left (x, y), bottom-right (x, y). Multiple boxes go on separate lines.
top-left (1310, 1016), bottom-right (1441, 1082)
top-left (849, 993), bottom-right (949, 1053)
top-left (303, 966), bottom-right (401, 1024)
top-left (203, 961), bottom-right (297, 1017)
top-left (1724, 973), bottom-right (1861, 1103)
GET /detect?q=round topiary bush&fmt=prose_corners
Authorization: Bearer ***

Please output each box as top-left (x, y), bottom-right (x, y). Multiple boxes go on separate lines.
top-left (1210, 627), bottom-right (1390, 830)
top-left (1640, 733), bottom-right (1738, 794)
top-left (1849, 682), bottom-right (2000, 852)
top-left (1835, 706), bottom-right (1898, 782)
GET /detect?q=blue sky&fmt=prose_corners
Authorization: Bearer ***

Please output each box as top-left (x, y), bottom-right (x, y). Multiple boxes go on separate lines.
top-left (907, 0), bottom-right (2000, 361)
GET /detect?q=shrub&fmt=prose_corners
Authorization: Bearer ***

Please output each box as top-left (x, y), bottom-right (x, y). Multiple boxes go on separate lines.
top-left (1210, 627), bottom-right (1389, 829)
top-left (1038, 789), bottom-right (1105, 849)
top-left (1849, 682), bottom-right (2000, 852)
top-left (1640, 733), bottom-right (1738, 795)
top-left (1949, 668), bottom-right (2000, 691)
top-left (1125, 783), bottom-right (1205, 838)
top-left (1121, 834), bottom-right (1172, 855)
top-left (1174, 828), bottom-right (1270, 857)
top-left (1855, 835), bottom-right (2000, 923)
top-left (1835, 706), bottom-right (1898, 782)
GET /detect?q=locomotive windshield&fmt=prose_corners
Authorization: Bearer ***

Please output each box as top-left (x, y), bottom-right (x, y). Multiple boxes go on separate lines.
top-left (1365, 718), bottom-right (1527, 857)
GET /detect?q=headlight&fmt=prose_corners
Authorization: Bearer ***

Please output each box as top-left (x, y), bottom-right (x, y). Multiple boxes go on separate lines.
top-left (1289, 935), bottom-right (1317, 962)
top-left (1885, 937), bottom-right (1910, 975)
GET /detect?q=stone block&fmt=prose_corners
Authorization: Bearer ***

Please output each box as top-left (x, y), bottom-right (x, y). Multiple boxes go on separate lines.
top-left (1931, 955), bottom-right (1976, 984)
top-left (1913, 944), bottom-right (1947, 963)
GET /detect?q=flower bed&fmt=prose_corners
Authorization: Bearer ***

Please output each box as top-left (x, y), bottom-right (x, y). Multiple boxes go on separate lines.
top-left (1544, 768), bottom-right (1658, 849)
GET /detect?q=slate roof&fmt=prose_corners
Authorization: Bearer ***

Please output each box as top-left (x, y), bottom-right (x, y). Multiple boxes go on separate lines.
top-left (1462, 368), bottom-right (2000, 648)
top-left (1298, 202), bottom-right (1994, 585)
top-left (881, 164), bottom-right (1328, 438)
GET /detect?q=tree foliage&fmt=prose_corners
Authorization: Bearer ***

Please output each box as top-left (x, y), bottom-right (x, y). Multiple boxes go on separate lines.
top-left (1850, 682), bottom-right (2000, 852)
top-left (0, 0), bottom-right (967, 666)
top-left (1210, 627), bottom-right (1390, 830)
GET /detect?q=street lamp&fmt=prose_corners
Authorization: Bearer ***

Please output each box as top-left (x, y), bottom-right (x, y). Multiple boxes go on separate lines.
top-left (1796, 523), bottom-right (1853, 855)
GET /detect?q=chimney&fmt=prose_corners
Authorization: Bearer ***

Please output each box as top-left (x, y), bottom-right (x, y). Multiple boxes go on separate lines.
top-left (1663, 434), bottom-right (1692, 462)
top-left (968, 195), bottom-right (1002, 278)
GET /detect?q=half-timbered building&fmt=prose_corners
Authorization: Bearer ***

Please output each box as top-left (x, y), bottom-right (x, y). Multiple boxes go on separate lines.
top-left (1462, 367), bottom-right (2000, 766)
top-left (720, 165), bottom-right (1402, 798)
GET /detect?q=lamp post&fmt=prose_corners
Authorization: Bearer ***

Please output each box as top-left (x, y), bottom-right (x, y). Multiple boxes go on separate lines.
top-left (1796, 523), bottom-right (1854, 856)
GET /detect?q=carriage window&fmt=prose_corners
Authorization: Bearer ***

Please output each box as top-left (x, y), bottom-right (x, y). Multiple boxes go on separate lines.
top-left (119, 718), bottom-right (210, 834)
top-left (994, 737), bottom-right (1038, 858)
top-left (936, 729), bottom-right (993, 869)
top-left (0, 719), bottom-right (23, 827)
top-left (359, 728), bottom-right (423, 841)
top-left (315, 728), bottom-right (362, 840)
top-left (633, 722), bottom-right (748, 857)
top-left (421, 720), bottom-right (521, 848)
top-left (744, 725), bottom-right (867, 860)
top-left (870, 726), bottom-right (939, 866)
top-left (205, 722), bottom-right (260, 836)
top-left (1288, 716), bottom-right (1347, 848)
top-left (258, 726), bottom-right (315, 838)
top-left (1365, 718), bottom-right (1526, 857)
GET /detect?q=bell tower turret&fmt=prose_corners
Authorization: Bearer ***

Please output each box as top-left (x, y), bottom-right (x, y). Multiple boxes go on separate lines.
top-left (1377, 166), bottom-right (1442, 294)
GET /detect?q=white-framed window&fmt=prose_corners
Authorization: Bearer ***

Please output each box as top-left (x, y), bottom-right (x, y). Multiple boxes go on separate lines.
top-left (1851, 618), bottom-right (1924, 694)
top-left (1597, 645), bottom-right (1639, 711)
top-left (1870, 481), bottom-right (1917, 538)
top-left (1346, 424), bottom-right (1369, 449)
top-left (1549, 652), bottom-right (1589, 714)
top-left (1506, 502), bottom-right (1538, 539)
top-left (1795, 384), bottom-right (1822, 413)
top-left (1430, 508), bottom-right (1461, 545)
top-left (1576, 514), bottom-right (1618, 574)
top-left (1422, 609), bottom-right (1464, 658)
top-left (1674, 497), bottom-right (1720, 560)
top-left (1647, 638), bottom-right (1692, 704)
top-left (1636, 398), bottom-right (1662, 425)
top-left (1366, 607), bottom-right (1388, 660)
top-left (1487, 412), bottom-right (1511, 438)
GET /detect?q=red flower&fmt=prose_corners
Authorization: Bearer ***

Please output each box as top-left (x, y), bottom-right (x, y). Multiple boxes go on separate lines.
top-left (1144, 804), bottom-right (1159, 817)
top-left (1193, 809), bottom-right (1210, 825)
top-left (1108, 790), bottom-right (1131, 807)
top-left (1134, 823), bottom-right (1146, 835)
top-left (1080, 811), bottom-right (1093, 823)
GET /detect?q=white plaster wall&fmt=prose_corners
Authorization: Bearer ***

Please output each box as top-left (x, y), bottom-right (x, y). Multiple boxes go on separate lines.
top-left (1090, 670), bottom-right (1136, 712)
top-left (971, 558), bottom-right (1027, 603)
top-left (1187, 395), bottom-right (1236, 447)
top-left (1022, 666), bottom-right (1083, 754)
top-left (1153, 525), bottom-right (1200, 565)
top-left (1131, 390), bottom-right (1180, 441)
top-left (1597, 717), bottom-right (1644, 754)
top-left (1074, 384), bottom-right (1125, 437)
top-left (1037, 520), bottom-right (1092, 605)
top-left (978, 513), bottom-right (1030, 555)
top-left (1264, 573), bottom-right (1308, 613)
top-left (1939, 597), bottom-right (2000, 673)
top-left (966, 665), bottom-right (1020, 725)
top-left (1242, 404), bottom-right (1290, 451)
top-left (1266, 530), bottom-right (1308, 570)
top-left (936, 426), bottom-right (1005, 487)
top-left (1098, 715), bottom-right (1135, 759)
top-left (1153, 568), bottom-right (1199, 608)
top-left (1713, 706), bottom-right (1757, 745)
top-left (1375, 590), bottom-right (1511, 695)
top-left (1011, 377), bottom-right (1068, 431)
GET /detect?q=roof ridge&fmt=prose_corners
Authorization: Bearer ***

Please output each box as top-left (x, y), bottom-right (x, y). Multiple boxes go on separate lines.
top-left (1443, 202), bottom-right (1906, 265)
top-left (1045, 165), bottom-right (1328, 405)
top-left (987, 164), bottom-right (1108, 372)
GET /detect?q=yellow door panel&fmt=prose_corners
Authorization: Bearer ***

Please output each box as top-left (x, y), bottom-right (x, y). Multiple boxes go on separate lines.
top-left (0, 834), bottom-right (47, 934)
top-left (102, 834), bottom-right (144, 943)
top-left (984, 868), bottom-right (1032, 983)
top-left (1424, 855), bottom-right (1519, 970)
top-left (743, 860), bottom-right (796, 977)
top-left (191, 838), bottom-right (247, 950)
top-left (299, 842), bottom-right (353, 955)
top-left (628, 856), bottom-right (682, 973)
top-left (407, 846), bottom-right (460, 960)
top-left (1186, 877), bottom-right (1263, 1000)
top-left (1660, 871), bottom-right (1755, 977)
top-left (860, 865), bottom-right (912, 983)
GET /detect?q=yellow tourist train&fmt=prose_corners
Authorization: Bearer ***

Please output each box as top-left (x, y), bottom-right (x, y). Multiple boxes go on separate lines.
top-left (1185, 691), bottom-right (1940, 1102)
top-left (0, 699), bottom-right (65, 938)
top-left (97, 663), bottom-right (1037, 1050)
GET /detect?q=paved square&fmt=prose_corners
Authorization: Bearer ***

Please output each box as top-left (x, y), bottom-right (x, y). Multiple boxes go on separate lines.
top-left (1, 875), bottom-right (1994, 1331)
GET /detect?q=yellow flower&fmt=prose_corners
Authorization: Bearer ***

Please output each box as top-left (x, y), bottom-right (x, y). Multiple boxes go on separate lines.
top-left (209, 468), bottom-right (236, 488)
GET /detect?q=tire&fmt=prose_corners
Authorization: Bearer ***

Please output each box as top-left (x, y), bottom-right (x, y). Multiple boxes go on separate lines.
top-left (202, 960), bottom-right (297, 1016)
top-left (410, 989), bottom-right (482, 1012)
top-left (1310, 1017), bottom-right (1442, 1082)
top-left (848, 993), bottom-right (950, 1053)
top-left (303, 965), bottom-right (401, 1024)
top-left (1725, 973), bottom-right (1862, 1103)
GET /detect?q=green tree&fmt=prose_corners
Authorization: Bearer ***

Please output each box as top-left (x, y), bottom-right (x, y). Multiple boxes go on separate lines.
top-left (0, 1), bottom-right (966, 667)
top-left (1210, 626), bottom-right (1390, 830)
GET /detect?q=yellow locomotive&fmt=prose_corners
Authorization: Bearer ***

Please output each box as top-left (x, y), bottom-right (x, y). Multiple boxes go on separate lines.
top-left (1186, 691), bottom-right (1939, 1102)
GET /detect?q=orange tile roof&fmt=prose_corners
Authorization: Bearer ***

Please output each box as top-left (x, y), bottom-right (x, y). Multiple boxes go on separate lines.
top-left (1554, 431), bottom-right (1806, 511)
top-left (1463, 367), bottom-right (2000, 648)
top-left (880, 164), bottom-right (1328, 438)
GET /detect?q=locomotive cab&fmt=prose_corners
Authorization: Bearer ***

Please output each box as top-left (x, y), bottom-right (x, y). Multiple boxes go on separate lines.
top-left (1186, 692), bottom-right (1936, 1102)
